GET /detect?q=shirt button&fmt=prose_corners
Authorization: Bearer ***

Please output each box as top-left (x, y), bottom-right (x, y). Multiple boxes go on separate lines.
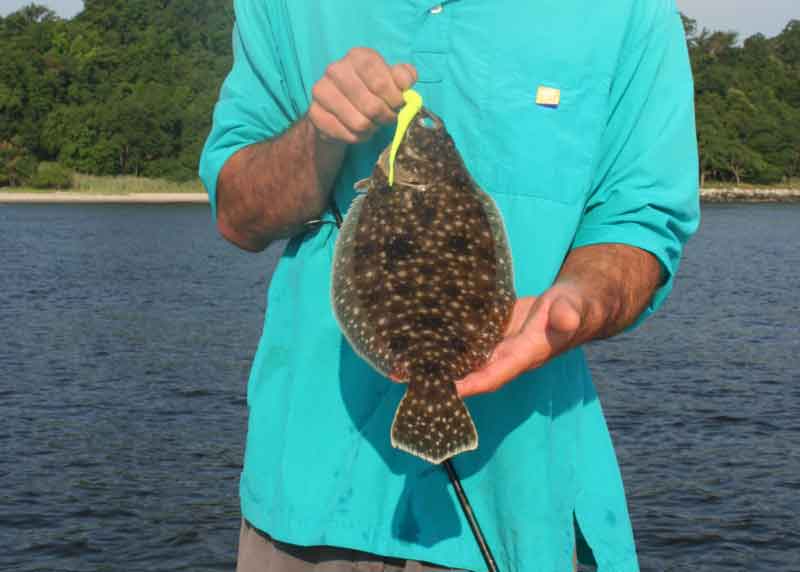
top-left (430, 4), bottom-right (443, 15)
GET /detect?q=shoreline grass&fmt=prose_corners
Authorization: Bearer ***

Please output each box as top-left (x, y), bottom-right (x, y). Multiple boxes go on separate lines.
top-left (701, 178), bottom-right (800, 191)
top-left (1, 174), bottom-right (204, 195)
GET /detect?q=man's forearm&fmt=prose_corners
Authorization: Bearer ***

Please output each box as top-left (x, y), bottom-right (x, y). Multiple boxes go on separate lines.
top-left (557, 243), bottom-right (663, 344)
top-left (216, 117), bottom-right (347, 252)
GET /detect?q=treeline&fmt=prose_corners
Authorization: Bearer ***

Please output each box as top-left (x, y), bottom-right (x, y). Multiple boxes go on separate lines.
top-left (0, 3), bottom-right (798, 188)
top-left (0, 1), bottom-right (232, 186)
top-left (683, 16), bottom-right (800, 186)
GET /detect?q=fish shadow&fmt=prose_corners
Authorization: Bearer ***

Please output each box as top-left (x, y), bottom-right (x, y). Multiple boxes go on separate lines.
top-left (338, 337), bottom-right (588, 547)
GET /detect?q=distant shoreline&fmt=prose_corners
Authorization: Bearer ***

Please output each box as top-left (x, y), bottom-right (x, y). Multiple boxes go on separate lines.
top-left (699, 188), bottom-right (800, 203)
top-left (1, 189), bottom-right (799, 205)
top-left (0, 192), bottom-right (209, 204)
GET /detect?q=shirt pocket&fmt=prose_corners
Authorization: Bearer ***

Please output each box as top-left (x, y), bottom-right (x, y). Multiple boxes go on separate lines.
top-left (481, 65), bottom-right (610, 205)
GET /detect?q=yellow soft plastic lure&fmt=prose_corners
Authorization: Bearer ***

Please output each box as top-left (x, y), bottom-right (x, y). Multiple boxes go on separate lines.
top-left (388, 89), bottom-right (424, 187)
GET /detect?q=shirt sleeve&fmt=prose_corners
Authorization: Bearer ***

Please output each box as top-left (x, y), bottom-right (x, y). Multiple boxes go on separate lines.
top-left (198, 0), bottom-right (297, 219)
top-left (572, 1), bottom-right (700, 329)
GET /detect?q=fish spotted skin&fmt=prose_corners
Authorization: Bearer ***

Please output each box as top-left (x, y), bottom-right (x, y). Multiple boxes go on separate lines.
top-left (332, 108), bottom-right (515, 464)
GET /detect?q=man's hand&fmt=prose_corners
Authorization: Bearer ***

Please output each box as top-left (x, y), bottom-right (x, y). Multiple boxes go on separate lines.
top-left (456, 286), bottom-right (585, 397)
top-left (216, 48), bottom-right (415, 251)
top-left (309, 48), bottom-right (417, 143)
top-left (456, 244), bottom-right (662, 397)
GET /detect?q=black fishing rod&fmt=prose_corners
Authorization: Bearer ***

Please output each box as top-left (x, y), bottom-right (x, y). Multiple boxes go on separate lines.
top-left (443, 459), bottom-right (499, 572)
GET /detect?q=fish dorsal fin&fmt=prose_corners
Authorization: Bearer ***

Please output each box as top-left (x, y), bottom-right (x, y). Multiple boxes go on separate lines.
top-left (353, 177), bottom-right (371, 193)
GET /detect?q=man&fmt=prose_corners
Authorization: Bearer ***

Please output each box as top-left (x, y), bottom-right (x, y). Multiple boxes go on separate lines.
top-left (199, 1), bottom-right (699, 570)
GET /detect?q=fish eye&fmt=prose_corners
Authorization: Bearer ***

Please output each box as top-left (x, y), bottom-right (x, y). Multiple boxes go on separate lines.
top-left (418, 116), bottom-right (437, 129)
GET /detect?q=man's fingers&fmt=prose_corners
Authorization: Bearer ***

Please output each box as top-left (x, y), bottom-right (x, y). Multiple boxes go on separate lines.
top-left (456, 333), bottom-right (546, 397)
top-left (308, 102), bottom-right (360, 144)
top-left (327, 60), bottom-right (398, 125)
top-left (456, 340), bottom-right (533, 397)
top-left (346, 48), bottom-right (413, 108)
top-left (503, 297), bottom-right (538, 336)
top-left (391, 63), bottom-right (418, 93)
top-left (310, 48), bottom-right (418, 144)
top-left (352, 60), bottom-right (404, 110)
top-left (455, 298), bottom-right (543, 397)
top-left (455, 295), bottom-right (581, 398)
top-left (312, 76), bottom-right (377, 139)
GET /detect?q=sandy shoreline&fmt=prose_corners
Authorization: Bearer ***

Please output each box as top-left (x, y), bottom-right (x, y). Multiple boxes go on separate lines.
top-left (0, 192), bottom-right (209, 204)
top-left (699, 188), bottom-right (800, 203)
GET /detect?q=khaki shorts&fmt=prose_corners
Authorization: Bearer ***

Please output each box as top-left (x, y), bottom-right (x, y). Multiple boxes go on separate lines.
top-left (236, 520), bottom-right (463, 571)
top-left (236, 519), bottom-right (578, 571)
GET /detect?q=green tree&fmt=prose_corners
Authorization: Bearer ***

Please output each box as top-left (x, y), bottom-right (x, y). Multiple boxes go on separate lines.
top-left (0, 1), bottom-right (234, 185)
top-left (683, 13), bottom-right (800, 185)
top-left (1, 5), bottom-right (797, 187)
top-left (0, 139), bottom-right (38, 186)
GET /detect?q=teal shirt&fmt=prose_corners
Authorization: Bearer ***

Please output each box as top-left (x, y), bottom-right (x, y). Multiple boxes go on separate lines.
top-left (199, 1), bottom-right (699, 571)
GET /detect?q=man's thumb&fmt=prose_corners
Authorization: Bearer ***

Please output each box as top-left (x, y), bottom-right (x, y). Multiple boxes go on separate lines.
top-left (547, 296), bottom-right (582, 335)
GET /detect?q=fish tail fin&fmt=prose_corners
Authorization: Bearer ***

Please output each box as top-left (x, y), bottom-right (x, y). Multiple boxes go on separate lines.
top-left (390, 374), bottom-right (477, 464)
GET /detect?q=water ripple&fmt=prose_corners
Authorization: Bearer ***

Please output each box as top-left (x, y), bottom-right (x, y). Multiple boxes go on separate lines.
top-left (2, 204), bottom-right (798, 571)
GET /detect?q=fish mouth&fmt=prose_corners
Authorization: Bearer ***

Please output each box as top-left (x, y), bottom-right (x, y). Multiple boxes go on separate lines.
top-left (376, 108), bottom-right (444, 189)
top-left (376, 145), bottom-right (430, 188)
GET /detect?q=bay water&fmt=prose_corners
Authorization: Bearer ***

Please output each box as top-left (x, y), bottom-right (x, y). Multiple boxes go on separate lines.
top-left (0, 203), bottom-right (798, 571)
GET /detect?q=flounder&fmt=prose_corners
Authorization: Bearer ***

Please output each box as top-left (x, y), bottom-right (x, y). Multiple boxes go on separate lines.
top-left (332, 106), bottom-right (515, 464)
